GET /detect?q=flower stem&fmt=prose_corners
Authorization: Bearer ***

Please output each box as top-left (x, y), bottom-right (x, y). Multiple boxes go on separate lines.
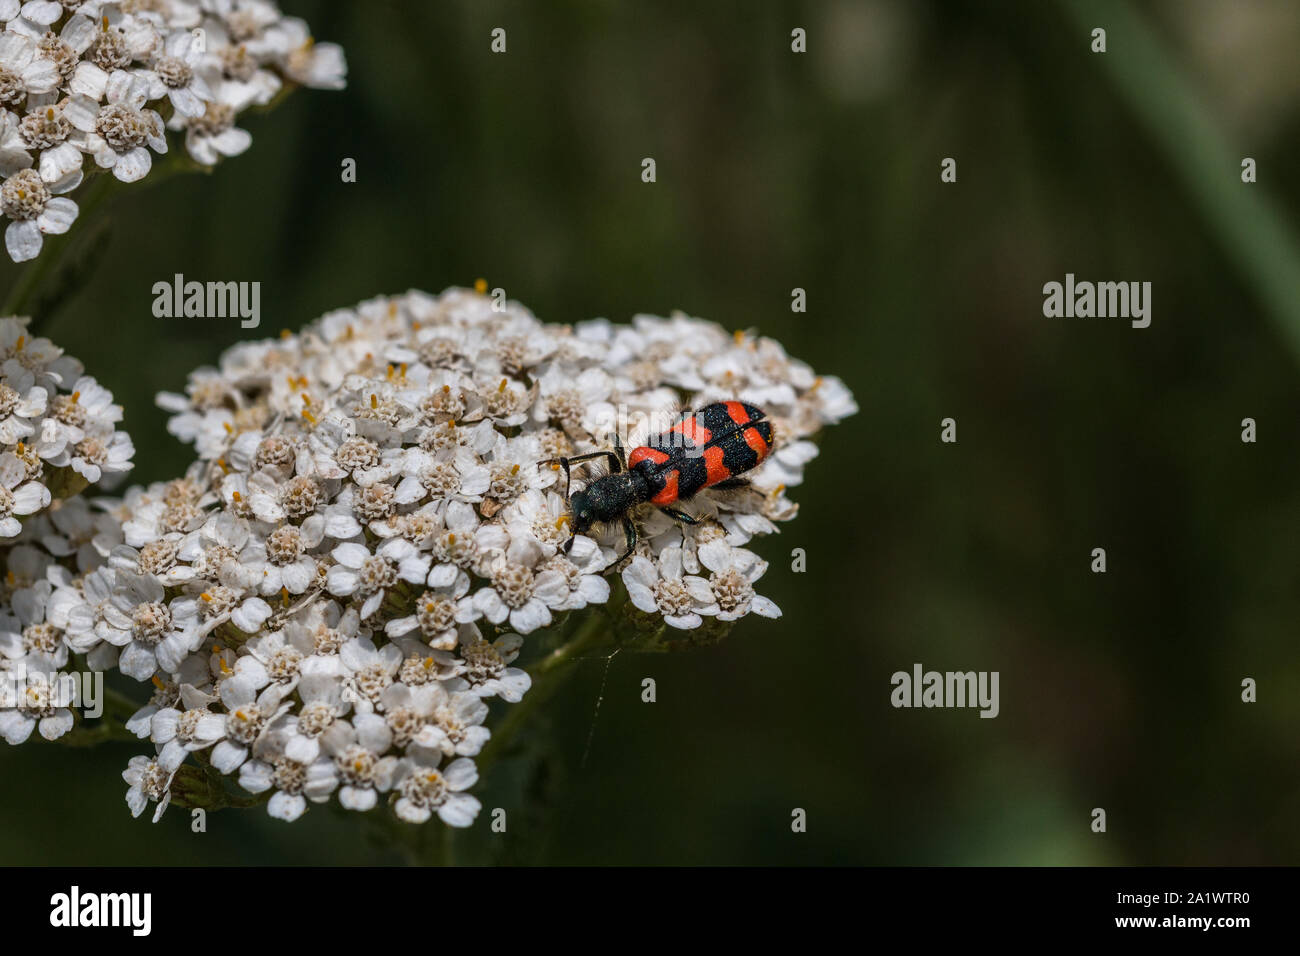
top-left (53, 670), bottom-right (140, 748)
top-left (3, 150), bottom-right (207, 329)
top-left (101, 684), bottom-right (141, 722)
top-left (476, 609), bottom-right (617, 775)
top-left (2, 172), bottom-right (119, 324)
top-left (56, 718), bottom-right (137, 747)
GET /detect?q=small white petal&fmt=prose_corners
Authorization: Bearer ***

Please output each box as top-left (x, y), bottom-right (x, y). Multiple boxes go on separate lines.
top-left (267, 792), bottom-right (307, 821)
top-left (5, 219), bottom-right (42, 262)
top-left (36, 197), bottom-right (78, 235)
top-left (112, 147), bottom-right (152, 183)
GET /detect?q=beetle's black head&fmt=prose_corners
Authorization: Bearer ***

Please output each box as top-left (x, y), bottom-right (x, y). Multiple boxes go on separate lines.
top-left (568, 488), bottom-right (598, 535)
top-left (567, 473), bottom-right (641, 535)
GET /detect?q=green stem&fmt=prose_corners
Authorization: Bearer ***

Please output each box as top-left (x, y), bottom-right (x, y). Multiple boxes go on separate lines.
top-left (52, 671), bottom-right (141, 748)
top-left (56, 719), bottom-right (138, 747)
top-left (476, 610), bottom-right (616, 774)
top-left (2, 172), bottom-right (118, 323)
top-left (3, 148), bottom-right (208, 329)
top-left (101, 684), bottom-right (142, 722)
top-left (169, 756), bottom-right (273, 811)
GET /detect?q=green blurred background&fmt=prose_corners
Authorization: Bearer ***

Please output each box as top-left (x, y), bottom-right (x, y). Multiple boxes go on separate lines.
top-left (2, 0), bottom-right (1299, 865)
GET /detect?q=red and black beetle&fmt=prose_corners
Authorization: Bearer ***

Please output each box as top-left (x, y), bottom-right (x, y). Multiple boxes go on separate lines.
top-left (539, 401), bottom-right (774, 563)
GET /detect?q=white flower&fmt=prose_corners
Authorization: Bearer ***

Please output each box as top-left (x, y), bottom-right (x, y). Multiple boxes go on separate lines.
top-left (0, 107), bottom-right (33, 175)
top-left (77, 71), bottom-right (167, 182)
top-left (533, 365), bottom-right (613, 434)
top-left (327, 539), bottom-right (429, 618)
top-left (699, 546), bottom-right (780, 622)
top-left (321, 713), bottom-right (397, 811)
top-left (455, 631), bottom-right (531, 702)
top-left (423, 499), bottom-right (482, 587)
top-left (0, 661), bottom-right (75, 744)
top-left (0, 33), bottom-right (61, 101)
top-left (234, 625), bottom-right (318, 694)
top-left (179, 98), bottom-right (251, 165)
top-left (138, 30), bottom-right (210, 118)
top-left (754, 438), bottom-right (818, 490)
top-left (337, 635), bottom-right (403, 711)
top-left (177, 510), bottom-right (247, 576)
top-left (67, 423), bottom-right (133, 483)
top-left (470, 556), bottom-right (566, 635)
top-left (0, 451), bottom-right (48, 536)
top-left (124, 675), bottom-right (179, 739)
top-left (0, 166), bottom-right (77, 262)
top-left (208, 674), bottom-right (288, 775)
top-left (0, 577), bottom-right (66, 668)
top-left (151, 685), bottom-right (225, 770)
top-left (392, 753), bottom-right (480, 826)
top-left (383, 571), bottom-right (473, 649)
top-left (240, 515), bottom-right (325, 596)
top-left (409, 681), bottom-right (491, 758)
top-left (501, 488), bottom-right (580, 558)
top-left (109, 534), bottom-right (192, 586)
top-left (808, 375), bottom-right (859, 424)
top-left (122, 754), bottom-right (175, 822)
top-left (393, 446), bottom-right (490, 507)
top-left (275, 673), bottom-right (350, 763)
top-left (58, 565), bottom-right (114, 653)
top-left (266, 19), bottom-right (346, 90)
top-left (541, 546), bottom-right (611, 611)
top-left (623, 548), bottom-right (716, 629)
top-left (0, 379), bottom-right (44, 443)
top-left (238, 750), bottom-right (338, 822)
top-left (107, 574), bottom-right (199, 680)
top-left (1, 317), bottom-right (83, 390)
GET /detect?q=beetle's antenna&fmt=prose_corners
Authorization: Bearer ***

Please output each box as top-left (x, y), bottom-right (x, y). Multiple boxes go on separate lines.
top-left (538, 456), bottom-right (574, 500)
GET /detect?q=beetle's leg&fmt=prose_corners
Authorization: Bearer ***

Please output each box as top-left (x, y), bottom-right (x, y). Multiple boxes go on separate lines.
top-left (658, 506), bottom-right (699, 525)
top-left (561, 534), bottom-right (576, 554)
top-left (613, 517), bottom-right (638, 566)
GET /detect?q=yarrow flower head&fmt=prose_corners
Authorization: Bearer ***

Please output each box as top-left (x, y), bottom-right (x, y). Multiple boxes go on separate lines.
top-left (0, 1), bottom-right (345, 261)
top-left (0, 314), bottom-right (133, 532)
top-left (0, 286), bottom-right (855, 835)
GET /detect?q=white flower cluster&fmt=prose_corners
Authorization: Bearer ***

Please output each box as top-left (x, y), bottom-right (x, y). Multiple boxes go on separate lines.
top-left (0, 314), bottom-right (131, 745)
top-left (0, 0), bottom-right (345, 262)
top-left (0, 287), bottom-right (855, 829)
top-left (0, 315), bottom-right (132, 533)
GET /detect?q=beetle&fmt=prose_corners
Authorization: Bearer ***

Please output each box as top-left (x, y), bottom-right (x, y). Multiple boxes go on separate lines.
top-left (538, 401), bottom-right (774, 564)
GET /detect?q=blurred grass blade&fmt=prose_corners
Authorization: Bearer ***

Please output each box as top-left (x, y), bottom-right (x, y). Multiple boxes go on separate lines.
top-left (1059, 0), bottom-right (1300, 358)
